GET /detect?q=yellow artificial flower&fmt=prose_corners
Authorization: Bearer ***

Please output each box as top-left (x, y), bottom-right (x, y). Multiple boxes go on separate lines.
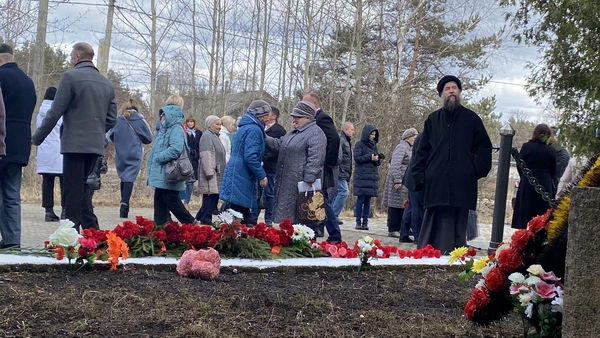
top-left (448, 246), bottom-right (468, 265)
top-left (472, 257), bottom-right (489, 273)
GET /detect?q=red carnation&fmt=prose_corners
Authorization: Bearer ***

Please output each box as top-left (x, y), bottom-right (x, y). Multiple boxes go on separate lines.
top-left (464, 299), bottom-right (477, 320)
top-left (511, 229), bottom-right (534, 251)
top-left (56, 246), bottom-right (65, 260)
top-left (152, 230), bottom-right (167, 242)
top-left (485, 267), bottom-right (509, 292)
top-left (497, 248), bottom-right (523, 273)
top-left (471, 287), bottom-right (490, 308)
top-left (527, 209), bottom-right (551, 233)
top-left (467, 247), bottom-right (477, 257)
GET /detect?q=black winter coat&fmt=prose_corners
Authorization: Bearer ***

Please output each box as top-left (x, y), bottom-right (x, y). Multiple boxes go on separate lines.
top-left (0, 62), bottom-right (36, 167)
top-left (315, 109), bottom-right (340, 189)
top-left (511, 139), bottom-right (556, 229)
top-left (410, 106), bottom-right (492, 210)
top-left (262, 122), bottom-right (286, 173)
top-left (187, 128), bottom-right (202, 180)
top-left (338, 130), bottom-right (352, 181)
top-left (353, 125), bottom-right (381, 196)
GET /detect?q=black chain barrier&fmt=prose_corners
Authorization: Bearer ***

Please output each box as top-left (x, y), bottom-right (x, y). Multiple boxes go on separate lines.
top-left (510, 147), bottom-right (559, 208)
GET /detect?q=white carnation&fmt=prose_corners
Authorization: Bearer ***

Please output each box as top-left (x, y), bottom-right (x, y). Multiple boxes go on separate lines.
top-left (508, 272), bottom-right (525, 283)
top-left (526, 264), bottom-right (545, 276)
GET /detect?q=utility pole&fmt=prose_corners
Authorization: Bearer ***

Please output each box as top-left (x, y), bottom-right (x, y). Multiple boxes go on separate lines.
top-left (33, 0), bottom-right (49, 94)
top-left (98, 0), bottom-right (116, 76)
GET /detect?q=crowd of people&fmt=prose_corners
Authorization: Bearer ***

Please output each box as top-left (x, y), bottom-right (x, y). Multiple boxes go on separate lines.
top-left (0, 41), bottom-right (585, 254)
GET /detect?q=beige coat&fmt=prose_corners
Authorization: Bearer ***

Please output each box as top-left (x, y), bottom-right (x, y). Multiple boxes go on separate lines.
top-left (196, 129), bottom-right (226, 194)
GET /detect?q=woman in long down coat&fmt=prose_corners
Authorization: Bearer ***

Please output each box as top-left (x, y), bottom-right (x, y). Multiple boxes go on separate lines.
top-left (511, 124), bottom-right (556, 229)
top-left (109, 98), bottom-right (153, 218)
top-left (353, 125), bottom-right (382, 230)
top-left (266, 101), bottom-right (326, 224)
top-left (194, 115), bottom-right (227, 225)
top-left (382, 128), bottom-right (418, 239)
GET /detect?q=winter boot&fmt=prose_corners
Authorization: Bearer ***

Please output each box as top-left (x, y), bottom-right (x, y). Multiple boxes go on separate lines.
top-left (362, 219), bottom-right (369, 231)
top-left (355, 220), bottom-right (362, 230)
top-left (119, 203), bottom-right (129, 218)
top-left (44, 209), bottom-right (59, 222)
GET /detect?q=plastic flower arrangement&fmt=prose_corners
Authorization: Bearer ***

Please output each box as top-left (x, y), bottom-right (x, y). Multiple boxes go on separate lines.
top-left (355, 235), bottom-right (377, 272)
top-left (508, 265), bottom-right (563, 338)
top-left (291, 224), bottom-right (315, 252)
top-left (176, 248), bottom-right (221, 280)
top-left (462, 209), bottom-right (562, 326)
top-left (447, 246), bottom-right (480, 283)
top-left (45, 220), bottom-right (83, 269)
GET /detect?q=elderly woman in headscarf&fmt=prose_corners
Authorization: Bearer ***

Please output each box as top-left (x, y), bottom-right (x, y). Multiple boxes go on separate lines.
top-left (266, 101), bottom-right (327, 224)
top-left (194, 115), bottom-right (227, 225)
top-left (220, 100), bottom-right (272, 226)
top-left (382, 128), bottom-right (418, 240)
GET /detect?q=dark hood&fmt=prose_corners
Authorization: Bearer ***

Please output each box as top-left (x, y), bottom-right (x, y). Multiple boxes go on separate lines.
top-left (360, 124), bottom-right (379, 144)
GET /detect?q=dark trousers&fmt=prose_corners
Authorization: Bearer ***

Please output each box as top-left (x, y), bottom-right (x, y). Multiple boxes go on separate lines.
top-left (322, 189), bottom-right (342, 241)
top-left (154, 188), bottom-right (195, 225)
top-left (387, 207), bottom-right (404, 233)
top-left (41, 174), bottom-right (65, 210)
top-left (63, 153), bottom-right (99, 230)
top-left (120, 181), bottom-right (134, 205)
top-left (355, 195), bottom-right (372, 222)
top-left (401, 189), bottom-right (424, 242)
top-left (229, 203), bottom-right (253, 226)
top-left (196, 194), bottom-right (219, 225)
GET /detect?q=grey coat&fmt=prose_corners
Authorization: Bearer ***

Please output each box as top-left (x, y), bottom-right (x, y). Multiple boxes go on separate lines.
top-left (32, 61), bottom-right (117, 155)
top-left (197, 128), bottom-right (226, 195)
top-left (109, 112), bottom-right (153, 182)
top-left (266, 120), bottom-right (326, 223)
top-left (382, 140), bottom-right (412, 208)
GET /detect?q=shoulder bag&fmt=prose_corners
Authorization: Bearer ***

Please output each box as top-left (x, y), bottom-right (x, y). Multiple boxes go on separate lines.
top-left (165, 126), bottom-right (194, 183)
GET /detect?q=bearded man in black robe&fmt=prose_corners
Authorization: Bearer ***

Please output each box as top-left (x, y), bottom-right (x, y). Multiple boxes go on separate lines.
top-left (408, 75), bottom-right (492, 254)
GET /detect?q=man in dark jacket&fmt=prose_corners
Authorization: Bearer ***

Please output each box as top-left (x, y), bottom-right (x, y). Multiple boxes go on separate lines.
top-left (33, 42), bottom-right (117, 231)
top-left (408, 75), bottom-right (492, 254)
top-left (303, 93), bottom-right (342, 243)
top-left (251, 107), bottom-right (286, 226)
top-left (0, 43), bottom-right (37, 248)
top-left (331, 122), bottom-right (354, 224)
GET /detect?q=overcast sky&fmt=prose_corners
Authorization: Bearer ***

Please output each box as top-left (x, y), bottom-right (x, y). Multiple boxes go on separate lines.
top-left (43, 0), bottom-right (551, 122)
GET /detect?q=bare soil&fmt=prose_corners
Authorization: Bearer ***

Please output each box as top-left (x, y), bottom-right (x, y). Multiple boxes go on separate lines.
top-left (0, 265), bottom-right (522, 337)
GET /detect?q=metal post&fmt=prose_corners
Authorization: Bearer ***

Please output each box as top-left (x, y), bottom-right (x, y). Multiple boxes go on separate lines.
top-left (488, 123), bottom-right (515, 255)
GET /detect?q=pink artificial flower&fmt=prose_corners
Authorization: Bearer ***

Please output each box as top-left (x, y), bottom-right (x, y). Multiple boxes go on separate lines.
top-left (78, 237), bottom-right (97, 250)
top-left (176, 248), bottom-right (221, 280)
top-left (327, 245), bottom-right (340, 258)
top-left (540, 271), bottom-right (561, 282)
top-left (535, 282), bottom-right (557, 299)
top-left (510, 284), bottom-right (530, 295)
top-left (338, 247), bottom-right (348, 257)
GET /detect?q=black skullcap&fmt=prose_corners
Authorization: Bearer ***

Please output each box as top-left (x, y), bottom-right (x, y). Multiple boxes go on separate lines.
top-left (437, 75), bottom-right (462, 96)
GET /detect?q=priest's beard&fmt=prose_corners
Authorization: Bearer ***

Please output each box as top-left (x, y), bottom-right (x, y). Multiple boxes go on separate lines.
top-left (440, 93), bottom-right (461, 111)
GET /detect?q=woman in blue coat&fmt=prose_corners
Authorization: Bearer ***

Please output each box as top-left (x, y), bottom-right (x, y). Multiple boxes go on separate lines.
top-left (219, 100), bottom-right (271, 225)
top-left (353, 125), bottom-right (382, 230)
top-left (109, 98), bottom-right (153, 218)
top-left (146, 95), bottom-right (196, 225)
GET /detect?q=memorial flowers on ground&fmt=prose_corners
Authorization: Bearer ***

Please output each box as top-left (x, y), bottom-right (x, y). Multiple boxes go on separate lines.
top-left (35, 209), bottom-right (445, 272)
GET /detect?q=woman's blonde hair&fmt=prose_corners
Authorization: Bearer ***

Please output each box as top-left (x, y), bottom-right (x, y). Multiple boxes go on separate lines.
top-left (221, 115), bottom-right (235, 128)
top-left (165, 95), bottom-right (184, 107)
top-left (185, 116), bottom-right (197, 129)
top-left (119, 98), bottom-right (141, 119)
